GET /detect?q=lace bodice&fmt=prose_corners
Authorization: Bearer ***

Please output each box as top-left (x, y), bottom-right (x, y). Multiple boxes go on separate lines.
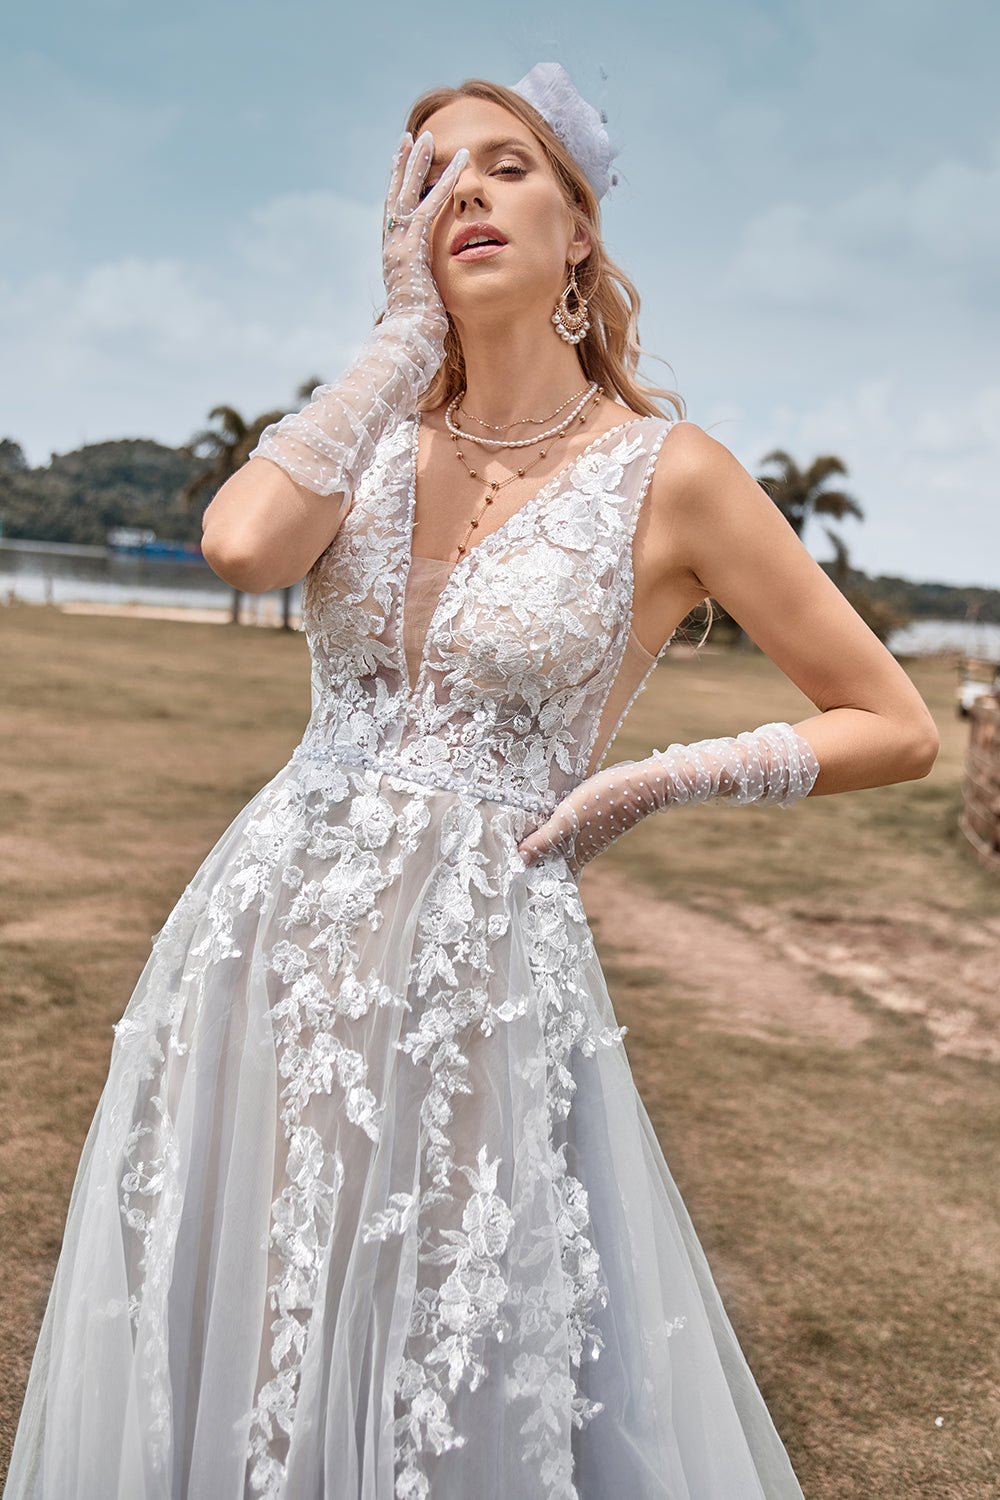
top-left (297, 415), bottom-right (670, 816)
top-left (403, 558), bottom-right (658, 779)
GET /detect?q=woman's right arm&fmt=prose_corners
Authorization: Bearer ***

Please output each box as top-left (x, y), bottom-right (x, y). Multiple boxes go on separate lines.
top-left (200, 459), bottom-right (350, 594)
top-left (201, 131), bottom-right (468, 595)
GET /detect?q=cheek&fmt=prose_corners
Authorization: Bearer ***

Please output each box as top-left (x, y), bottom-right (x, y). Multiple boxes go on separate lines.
top-left (429, 222), bottom-right (454, 295)
top-left (528, 194), bottom-right (575, 268)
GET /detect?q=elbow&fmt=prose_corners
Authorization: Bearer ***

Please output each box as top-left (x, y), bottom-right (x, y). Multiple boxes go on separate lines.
top-left (201, 530), bottom-right (275, 594)
top-left (901, 708), bottom-right (940, 782)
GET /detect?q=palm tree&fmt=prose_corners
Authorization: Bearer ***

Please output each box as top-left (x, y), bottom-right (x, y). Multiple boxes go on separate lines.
top-left (295, 376), bottom-right (324, 404)
top-left (756, 450), bottom-right (863, 545)
top-left (182, 404), bottom-right (284, 510)
top-left (823, 526), bottom-right (851, 591)
top-left (184, 383), bottom-right (328, 627)
top-left (183, 402), bottom-right (285, 626)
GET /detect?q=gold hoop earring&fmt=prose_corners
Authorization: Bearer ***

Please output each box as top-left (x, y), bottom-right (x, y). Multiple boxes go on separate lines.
top-left (552, 263), bottom-right (590, 344)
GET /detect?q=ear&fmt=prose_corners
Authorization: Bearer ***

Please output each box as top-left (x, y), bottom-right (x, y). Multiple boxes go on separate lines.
top-left (568, 211), bottom-right (592, 267)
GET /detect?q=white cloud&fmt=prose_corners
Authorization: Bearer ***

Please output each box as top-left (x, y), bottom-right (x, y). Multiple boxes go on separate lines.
top-left (242, 191), bottom-right (377, 285)
top-left (722, 141), bottom-right (1000, 312)
top-left (0, 51), bottom-right (179, 256)
top-left (0, 187), bottom-right (384, 462)
top-left (74, 259), bottom-right (223, 347)
top-left (725, 376), bottom-right (1000, 586)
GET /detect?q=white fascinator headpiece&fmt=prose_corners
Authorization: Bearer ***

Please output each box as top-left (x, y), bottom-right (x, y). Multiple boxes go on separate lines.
top-left (511, 62), bottom-right (617, 201)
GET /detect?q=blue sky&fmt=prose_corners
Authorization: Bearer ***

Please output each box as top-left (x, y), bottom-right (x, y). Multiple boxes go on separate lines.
top-left (2, 0), bottom-right (998, 586)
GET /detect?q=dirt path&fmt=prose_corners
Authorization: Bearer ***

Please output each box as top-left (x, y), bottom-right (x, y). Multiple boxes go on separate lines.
top-left (580, 863), bottom-right (1000, 1061)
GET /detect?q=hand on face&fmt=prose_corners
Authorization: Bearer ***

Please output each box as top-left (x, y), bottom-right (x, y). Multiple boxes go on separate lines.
top-left (419, 98), bottom-right (591, 327)
top-left (382, 131), bottom-right (469, 326)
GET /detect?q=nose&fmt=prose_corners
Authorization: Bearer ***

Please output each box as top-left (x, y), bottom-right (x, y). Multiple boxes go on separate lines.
top-left (451, 161), bottom-right (490, 215)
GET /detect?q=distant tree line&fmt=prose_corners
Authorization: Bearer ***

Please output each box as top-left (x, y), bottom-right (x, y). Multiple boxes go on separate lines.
top-left (2, 425), bottom-right (997, 631)
top-left (754, 449), bottom-right (999, 635)
top-left (0, 382), bottom-right (323, 554)
top-left (0, 436), bottom-right (206, 547)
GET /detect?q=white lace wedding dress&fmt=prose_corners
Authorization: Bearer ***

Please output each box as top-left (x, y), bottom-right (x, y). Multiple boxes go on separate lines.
top-left (5, 417), bottom-right (804, 1499)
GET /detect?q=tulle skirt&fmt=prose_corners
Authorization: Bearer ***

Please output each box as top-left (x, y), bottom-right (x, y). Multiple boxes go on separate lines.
top-left (4, 755), bottom-right (803, 1499)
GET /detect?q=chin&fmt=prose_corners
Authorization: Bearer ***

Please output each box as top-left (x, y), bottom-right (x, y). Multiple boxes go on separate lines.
top-left (443, 272), bottom-right (552, 327)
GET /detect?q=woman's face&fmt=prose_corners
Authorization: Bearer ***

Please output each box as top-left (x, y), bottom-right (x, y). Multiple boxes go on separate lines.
top-left (420, 97), bottom-right (591, 328)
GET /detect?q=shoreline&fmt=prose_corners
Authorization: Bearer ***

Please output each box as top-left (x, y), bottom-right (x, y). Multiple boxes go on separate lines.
top-left (1, 596), bottom-right (990, 655)
top-left (38, 599), bottom-right (301, 629)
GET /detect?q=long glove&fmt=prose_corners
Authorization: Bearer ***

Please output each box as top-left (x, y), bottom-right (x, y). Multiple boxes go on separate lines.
top-left (250, 131), bottom-right (469, 496)
top-left (518, 722), bottom-right (820, 874)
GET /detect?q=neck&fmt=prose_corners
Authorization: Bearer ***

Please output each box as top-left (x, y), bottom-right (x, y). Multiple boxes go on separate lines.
top-left (450, 314), bottom-right (590, 427)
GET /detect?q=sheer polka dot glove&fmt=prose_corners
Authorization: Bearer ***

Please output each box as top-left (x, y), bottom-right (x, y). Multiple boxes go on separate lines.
top-left (518, 722), bottom-right (820, 875)
top-left (380, 130), bottom-right (468, 323)
top-left (250, 132), bottom-right (468, 497)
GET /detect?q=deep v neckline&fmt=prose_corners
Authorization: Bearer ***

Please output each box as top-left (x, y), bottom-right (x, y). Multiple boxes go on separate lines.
top-left (400, 415), bottom-right (651, 697)
top-left (405, 414), bottom-right (647, 574)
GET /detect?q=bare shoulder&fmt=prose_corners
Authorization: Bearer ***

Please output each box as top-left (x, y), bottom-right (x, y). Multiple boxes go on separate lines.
top-left (650, 419), bottom-right (775, 528)
top-left (650, 420), bottom-right (744, 495)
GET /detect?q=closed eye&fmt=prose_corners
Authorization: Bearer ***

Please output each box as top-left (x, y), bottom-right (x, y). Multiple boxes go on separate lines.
top-left (418, 160), bottom-right (527, 200)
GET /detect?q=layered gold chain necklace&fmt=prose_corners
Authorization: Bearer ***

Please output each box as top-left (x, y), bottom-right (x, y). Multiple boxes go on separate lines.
top-left (445, 383), bottom-right (602, 558)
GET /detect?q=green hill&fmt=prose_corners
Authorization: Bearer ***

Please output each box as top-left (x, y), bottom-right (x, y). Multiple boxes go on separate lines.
top-left (0, 438), bottom-right (205, 547)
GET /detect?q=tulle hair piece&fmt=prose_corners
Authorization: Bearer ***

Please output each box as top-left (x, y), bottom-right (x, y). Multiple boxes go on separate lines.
top-left (511, 62), bottom-right (617, 201)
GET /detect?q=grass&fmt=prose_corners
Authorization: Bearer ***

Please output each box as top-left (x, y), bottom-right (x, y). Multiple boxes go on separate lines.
top-left (1, 603), bottom-right (997, 1497)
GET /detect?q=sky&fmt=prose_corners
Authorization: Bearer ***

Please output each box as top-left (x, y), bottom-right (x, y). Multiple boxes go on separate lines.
top-left (1, 0), bottom-right (998, 587)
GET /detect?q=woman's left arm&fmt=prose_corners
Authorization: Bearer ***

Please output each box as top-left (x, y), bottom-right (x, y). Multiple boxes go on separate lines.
top-left (518, 423), bottom-right (939, 870)
top-left (650, 422), bottom-right (939, 793)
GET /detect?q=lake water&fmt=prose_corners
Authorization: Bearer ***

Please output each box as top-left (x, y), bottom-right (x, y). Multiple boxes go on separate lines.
top-left (2, 540), bottom-right (997, 656)
top-left (0, 538), bottom-right (299, 617)
top-left (888, 619), bottom-right (1000, 659)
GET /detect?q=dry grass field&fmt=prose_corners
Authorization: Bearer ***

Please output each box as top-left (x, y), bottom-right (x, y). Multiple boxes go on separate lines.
top-left (1, 601), bottom-right (997, 1497)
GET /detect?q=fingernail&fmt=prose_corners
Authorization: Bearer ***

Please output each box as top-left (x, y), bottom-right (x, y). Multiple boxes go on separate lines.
top-left (518, 850), bottom-right (532, 866)
top-left (452, 147), bottom-right (469, 170)
top-left (414, 130), bottom-right (433, 151)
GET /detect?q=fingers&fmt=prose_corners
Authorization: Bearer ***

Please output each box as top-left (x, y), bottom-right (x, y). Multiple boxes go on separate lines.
top-left (398, 130), bottom-right (434, 216)
top-left (385, 132), bottom-right (412, 221)
top-left (386, 135), bottom-right (410, 204)
top-left (420, 147), bottom-right (469, 219)
top-left (517, 818), bottom-right (555, 867)
top-left (387, 131), bottom-right (470, 231)
top-left (517, 807), bottom-right (577, 867)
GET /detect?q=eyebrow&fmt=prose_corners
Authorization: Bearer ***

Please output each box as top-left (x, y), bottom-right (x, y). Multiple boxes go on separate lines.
top-left (429, 136), bottom-right (533, 170)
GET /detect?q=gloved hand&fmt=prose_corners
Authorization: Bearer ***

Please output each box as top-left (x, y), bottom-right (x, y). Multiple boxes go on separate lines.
top-left (250, 131), bottom-right (468, 497)
top-left (518, 722), bottom-right (820, 874)
top-left (380, 129), bottom-right (466, 326)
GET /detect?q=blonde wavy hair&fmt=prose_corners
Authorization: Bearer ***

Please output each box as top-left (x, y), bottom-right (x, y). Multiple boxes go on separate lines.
top-left (405, 79), bottom-right (684, 421)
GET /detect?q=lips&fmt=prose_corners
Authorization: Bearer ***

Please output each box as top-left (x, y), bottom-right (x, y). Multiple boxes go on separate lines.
top-left (451, 222), bottom-right (508, 258)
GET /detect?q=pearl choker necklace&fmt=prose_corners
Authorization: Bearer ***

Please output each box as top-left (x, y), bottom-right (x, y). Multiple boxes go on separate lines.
top-left (458, 385), bottom-right (591, 433)
top-left (445, 382), bottom-right (599, 451)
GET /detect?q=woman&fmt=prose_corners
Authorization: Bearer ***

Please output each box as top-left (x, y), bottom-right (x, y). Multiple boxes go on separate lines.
top-left (5, 65), bottom-right (937, 1500)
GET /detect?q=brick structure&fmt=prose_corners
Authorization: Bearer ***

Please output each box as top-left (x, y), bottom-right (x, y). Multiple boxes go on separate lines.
top-left (960, 693), bottom-right (1000, 871)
